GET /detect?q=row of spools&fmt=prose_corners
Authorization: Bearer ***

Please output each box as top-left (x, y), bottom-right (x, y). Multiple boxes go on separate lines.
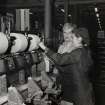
top-left (0, 32), bottom-right (42, 85)
top-left (0, 32), bottom-right (44, 105)
top-left (0, 32), bottom-right (41, 54)
top-left (0, 32), bottom-right (60, 105)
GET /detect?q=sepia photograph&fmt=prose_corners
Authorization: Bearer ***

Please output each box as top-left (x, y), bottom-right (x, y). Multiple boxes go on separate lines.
top-left (0, 0), bottom-right (104, 105)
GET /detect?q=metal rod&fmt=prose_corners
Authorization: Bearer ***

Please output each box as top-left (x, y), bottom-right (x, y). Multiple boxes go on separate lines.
top-left (64, 0), bottom-right (69, 23)
top-left (44, 0), bottom-right (52, 46)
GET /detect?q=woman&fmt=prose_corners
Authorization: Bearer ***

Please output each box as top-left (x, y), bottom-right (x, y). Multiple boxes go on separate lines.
top-left (39, 23), bottom-right (94, 105)
top-left (54, 23), bottom-right (76, 89)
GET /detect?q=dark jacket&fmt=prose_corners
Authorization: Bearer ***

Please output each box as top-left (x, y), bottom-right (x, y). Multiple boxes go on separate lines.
top-left (46, 47), bottom-right (93, 105)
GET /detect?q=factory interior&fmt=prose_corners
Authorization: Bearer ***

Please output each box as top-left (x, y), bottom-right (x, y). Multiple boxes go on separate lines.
top-left (0, 0), bottom-right (105, 105)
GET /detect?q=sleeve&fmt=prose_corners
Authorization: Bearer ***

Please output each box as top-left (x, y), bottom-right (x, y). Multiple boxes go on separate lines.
top-left (46, 48), bottom-right (81, 66)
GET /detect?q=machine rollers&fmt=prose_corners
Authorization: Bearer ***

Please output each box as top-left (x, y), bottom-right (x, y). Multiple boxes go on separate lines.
top-left (0, 32), bottom-right (60, 105)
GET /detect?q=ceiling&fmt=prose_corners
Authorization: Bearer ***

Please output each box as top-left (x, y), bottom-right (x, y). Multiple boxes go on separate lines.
top-left (0, 0), bottom-right (105, 8)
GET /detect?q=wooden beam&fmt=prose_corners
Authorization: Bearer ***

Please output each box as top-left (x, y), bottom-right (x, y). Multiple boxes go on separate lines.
top-left (56, 0), bottom-right (105, 5)
top-left (0, 0), bottom-right (44, 8)
top-left (1, 0), bottom-right (105, 8)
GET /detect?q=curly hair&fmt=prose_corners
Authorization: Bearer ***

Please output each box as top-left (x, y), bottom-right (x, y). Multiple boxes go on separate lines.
top-left (63, 23), bottom-right (77, 32)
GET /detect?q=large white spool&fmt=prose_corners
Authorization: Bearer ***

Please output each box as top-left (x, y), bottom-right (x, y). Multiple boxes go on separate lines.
top-left (10, 33), bottom-right (28, 53)
top-left (0, 32), bottom-right (8, 54)
top-left (28, 34), bottom-right (40, 51)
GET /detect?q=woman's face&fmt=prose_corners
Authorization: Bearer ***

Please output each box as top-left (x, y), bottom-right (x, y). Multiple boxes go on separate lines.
top-left (63, 28), bottom-right (73, 42)
top-left (72, 34), bottom-right (82, 46)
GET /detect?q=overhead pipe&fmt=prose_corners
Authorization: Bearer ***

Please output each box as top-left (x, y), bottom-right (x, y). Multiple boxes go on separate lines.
top-left (64, 0), bottom-right (69, 23)
top-left (56, 0), bottom-right (105, 5)
top-left (72, 5), bottom-right (80, 25)
top-left (44, 0), bottom-right (53, 47)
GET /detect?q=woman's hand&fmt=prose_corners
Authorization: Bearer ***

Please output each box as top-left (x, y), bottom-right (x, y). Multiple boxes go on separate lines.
top-left (39, 42), bottom-right (46, 51)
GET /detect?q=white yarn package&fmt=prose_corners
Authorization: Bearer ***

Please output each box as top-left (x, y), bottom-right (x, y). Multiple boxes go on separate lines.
top-left (10, 33), bottom-right (28, 53)
top-left (28, 34), bottom-right (40, 51)
top-left (0, 32), bottom-right (8, 54)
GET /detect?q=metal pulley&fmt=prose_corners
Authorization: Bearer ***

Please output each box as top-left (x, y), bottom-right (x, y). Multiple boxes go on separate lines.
top-left (12, 53), bottom-right (25, 70)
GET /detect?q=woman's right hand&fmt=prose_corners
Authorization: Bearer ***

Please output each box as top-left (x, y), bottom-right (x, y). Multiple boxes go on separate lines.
top-left (39, 42), bottom-right (46, 51)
